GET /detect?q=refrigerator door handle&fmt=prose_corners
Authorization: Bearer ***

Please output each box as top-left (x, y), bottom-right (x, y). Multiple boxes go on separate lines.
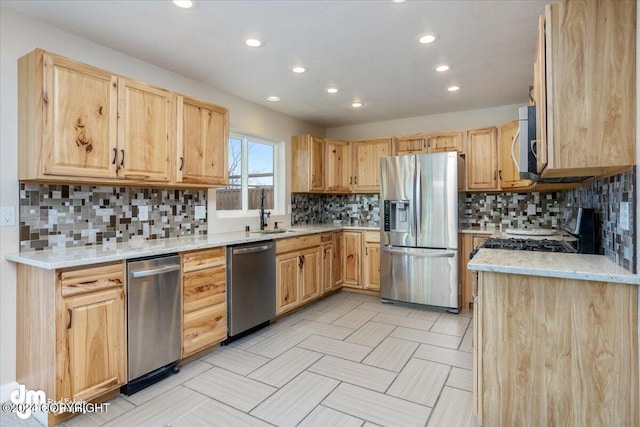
top-left (382, 247), bottom-right (455, 258)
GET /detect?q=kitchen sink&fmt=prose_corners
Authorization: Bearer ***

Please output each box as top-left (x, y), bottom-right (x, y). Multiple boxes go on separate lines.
top-left (251, 229), bottom-right (296, 235)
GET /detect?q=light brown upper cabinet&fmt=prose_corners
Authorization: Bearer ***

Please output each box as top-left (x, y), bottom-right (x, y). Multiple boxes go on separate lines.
top-left (20, 49), bottom-right (119, 180)
top-left (466, 127), bottom-right (499, 191)
top-left (393, 134), bottom-right (428, 155)
top-left (536, 0), bottom-right (636, 179)
top-left (427, 131), bottom-right (464, 153)
top-left (20, 49), bottom-right (172, 183)
top-left (176, 95), bottom-right (229, 186)
top-left (18, 48), bottom-right (229, 188)
top-left (498, 121), bottom-right (532, 190)
top-left (351, 138), bottom-right (391, 192)
top-left (325, 139), bottom-right (351, 192)
top-left (117, 78), bottom-right (173, 182)
top-left (291, 134), bottom-right (325, 192)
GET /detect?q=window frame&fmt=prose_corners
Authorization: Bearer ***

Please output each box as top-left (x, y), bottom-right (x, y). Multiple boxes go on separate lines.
top-left (214, 131), bottom-right (285, 218)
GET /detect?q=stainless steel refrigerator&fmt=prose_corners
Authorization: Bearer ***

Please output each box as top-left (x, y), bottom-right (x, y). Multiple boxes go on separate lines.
top-left (380, 152), bottom-right (463, 312)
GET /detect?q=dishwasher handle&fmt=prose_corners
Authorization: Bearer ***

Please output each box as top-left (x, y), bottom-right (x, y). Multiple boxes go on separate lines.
top-left (382, 247), bottom-right (456, 258)
top-left (130, 264), bottom-right (180, 278)
top-left (232, 244), bottom-right (272, 255)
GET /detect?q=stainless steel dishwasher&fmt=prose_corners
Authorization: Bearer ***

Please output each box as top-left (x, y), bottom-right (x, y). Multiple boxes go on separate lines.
top-left (124, 254), bottom-right (181, 395)
top-left (226, 240), bottom-right (276, 343)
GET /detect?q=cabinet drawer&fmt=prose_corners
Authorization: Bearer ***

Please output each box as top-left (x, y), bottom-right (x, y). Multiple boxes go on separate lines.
top-left (183, 247), bottom-right (225, 273)
top-left (182, 303), bottom-right (226, 357)
top-left (364, 231), bottom-right (380, 243)
top-left (276, 234), bottom-right (321, 254)
top-left (183, 267), bottom-right (226, 312)
top-left (58, 262), bottom-right (124, 297)
top-left (321, 233), bottom-right (333, 243)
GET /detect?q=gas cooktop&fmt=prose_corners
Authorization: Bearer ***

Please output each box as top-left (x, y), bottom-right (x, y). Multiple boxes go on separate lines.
top-left (470, 237), bottom-right (576, 259)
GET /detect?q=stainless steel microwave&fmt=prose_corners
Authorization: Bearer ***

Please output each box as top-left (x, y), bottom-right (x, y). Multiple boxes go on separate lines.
top-left (515, 105), bottom-right (592, 183)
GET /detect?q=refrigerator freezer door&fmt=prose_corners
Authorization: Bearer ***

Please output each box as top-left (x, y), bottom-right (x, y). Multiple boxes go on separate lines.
top-left (415, 152), bottom-right (459, 249)
top-left (380, 155), bottom-right (416, 247)
top-left (380, 245), bottom-right (459, 311)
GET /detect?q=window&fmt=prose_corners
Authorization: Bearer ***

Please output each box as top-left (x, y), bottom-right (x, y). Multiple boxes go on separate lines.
top-left (215, 132), bottom-right (282, 214)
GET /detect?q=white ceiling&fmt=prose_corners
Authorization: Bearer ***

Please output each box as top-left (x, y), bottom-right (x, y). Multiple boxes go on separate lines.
top-left (2, 0), bottom-right (547, 128)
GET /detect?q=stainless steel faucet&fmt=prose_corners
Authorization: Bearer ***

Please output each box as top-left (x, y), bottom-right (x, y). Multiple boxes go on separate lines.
top-left (259, 188), bottom-right (270, 230)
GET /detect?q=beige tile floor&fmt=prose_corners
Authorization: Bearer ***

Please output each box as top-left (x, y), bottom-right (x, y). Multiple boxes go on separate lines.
top-left (5, 290), bottom-right (478, 427)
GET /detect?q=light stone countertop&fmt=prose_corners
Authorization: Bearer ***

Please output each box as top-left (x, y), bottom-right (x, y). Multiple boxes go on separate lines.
top-left (468, 248), bottom-right (638, 285)
top-left (6, 224), bottom-right (378, 270)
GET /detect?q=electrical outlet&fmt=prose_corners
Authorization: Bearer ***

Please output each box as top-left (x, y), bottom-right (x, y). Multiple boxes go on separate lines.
top-left (0, 205), bottom-right (15, 226)
top-left (194, 205), bottom-right (206, 220)
top-left (138, 205), bottom-right (149, 221)
top-left (619, 202), bottom-right (630, 231)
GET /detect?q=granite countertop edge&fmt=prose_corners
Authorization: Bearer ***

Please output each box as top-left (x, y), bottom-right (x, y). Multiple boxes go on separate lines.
top-left (5, 224), bottom-right (378, 270)
top-left (468, 248), bottom-right (639, 286)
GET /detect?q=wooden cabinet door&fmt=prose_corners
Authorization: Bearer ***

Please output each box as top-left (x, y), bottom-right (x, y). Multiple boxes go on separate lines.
top-left (427, 131), bottom-right (463, 153)
top-left (325, 139), bottom-right (351, 192)
top-left (363, 242), bottom-right (380, 291)
top-left (276, 252), bottom-right (300, 314)
top-left (534, 14), bottom-right (548, 175)
top-left (177, 95), bottom-right (228, 186)
top-left (351, 138), bottom-right (391, 192)
top-left (499, 121), bottom-right (532, 190)
top-left (300, 247), bottom-right (322, 302)
top-left (42, 52), bottom-right (118, 179)
top-left (310, 136), bottom-right (325, 191)
top-left (343, 231), bottom-right (361, 286)
top-left (291, 135), bottom-right (324, 192)
top-left (58, 287), bottom-right (126, 402)
top-left (332, 232), bottom-right (343, 287)
top-left (466, 127), bottom-right (498, 190)
top-left (322, 243), bottom-right (333, 292)
top-left (394, 135), bottom-right (427, 155)
top-left (117, 78), bottom-right (173, 182)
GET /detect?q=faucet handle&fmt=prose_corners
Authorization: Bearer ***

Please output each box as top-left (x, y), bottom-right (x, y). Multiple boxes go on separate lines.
top-left (266, 212), bottom-right (271, 218)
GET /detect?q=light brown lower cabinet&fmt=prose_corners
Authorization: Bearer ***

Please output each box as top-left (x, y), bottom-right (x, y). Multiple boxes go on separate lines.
top-left (275, 234), bottom-right (323, 315)
top-left (362, 231), bottom-right (381, 291)
top-left (342, 231), bottom-right (362, 287)
top-left (332, 232), bottom-right (343, 287)
top-left (474, 271), bottom-right (639, 427)
top-left (17, 261), bottom-right (127, 426)
top-left (459, 233), bottom-right (488, 309)
top-left (181, 248), bottom-right (227, 358)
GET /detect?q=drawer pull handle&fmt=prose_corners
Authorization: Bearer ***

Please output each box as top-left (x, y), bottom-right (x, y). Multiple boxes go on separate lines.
top-left (66, 309), bottom-right (72, 329)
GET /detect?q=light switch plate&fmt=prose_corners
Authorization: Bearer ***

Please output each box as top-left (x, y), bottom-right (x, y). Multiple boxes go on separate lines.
top-left (619, 202), bottom-right (629, 231)
top-left (195, 205), bottom-right (206, 220)
top-left (0, 205), bottom-right (15, 226)
top-left (138, 205), bottom-right (149, 221)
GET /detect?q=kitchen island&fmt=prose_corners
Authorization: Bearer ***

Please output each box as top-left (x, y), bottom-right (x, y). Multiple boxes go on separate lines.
top-left (468, 249), bottom-right (638, 427)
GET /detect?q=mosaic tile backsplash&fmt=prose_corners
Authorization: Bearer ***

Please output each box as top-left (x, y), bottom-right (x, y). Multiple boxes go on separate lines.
top-left (563, 168), bottom-right (635, 273)
top-left (291, 194), bottom-right (380, 226)
top-left (20, 184), bottom-right (207, 251)
top-left (460, 192), bottom-right (564, 229)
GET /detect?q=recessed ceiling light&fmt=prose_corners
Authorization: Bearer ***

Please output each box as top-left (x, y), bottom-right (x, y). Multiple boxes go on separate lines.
top-left (173, 0), bottom-right (193, 8)
top-left (435, 64), bottom-right (450, 72)
top-left (245, 38), bottom-right (263, 48)
top-left (447, 86), bottom-right (460, 92)
top-left (292, 66), bottom-right (306, 74)
top-left (352, 101), bottom-right (363, 108)
top-left (266, 96), bottom-right (280, 102)
top-left (327, 87), bottom-right (339, 94)
top-left (418, 34), bottom-right (437, 44)
top-left (392, 0), bottom-right (406, 3)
